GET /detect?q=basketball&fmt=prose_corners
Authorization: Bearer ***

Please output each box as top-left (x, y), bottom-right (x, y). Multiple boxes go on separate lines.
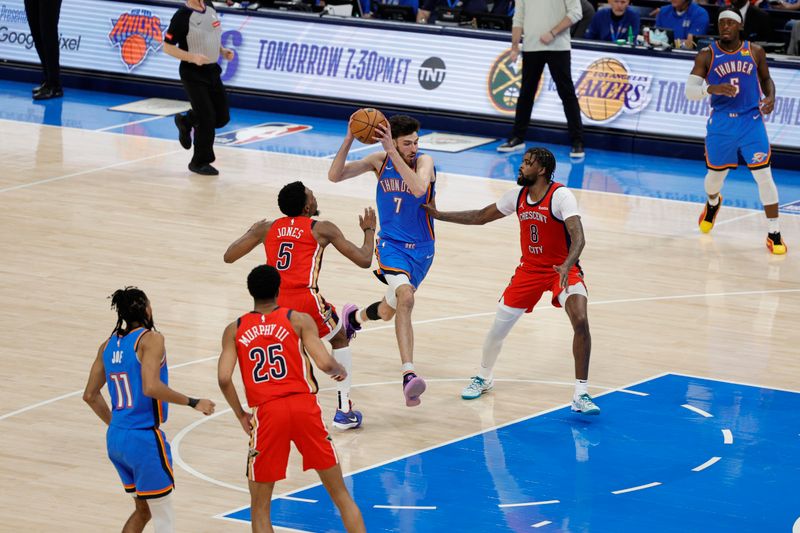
top-left (350, 108), bottom-right (388, 144)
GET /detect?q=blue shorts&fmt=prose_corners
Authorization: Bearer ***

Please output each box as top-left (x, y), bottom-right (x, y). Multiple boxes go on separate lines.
top-left (374, 238), bottom-right (434, 289)
top-left (705, 111), bottom-right (771, 170)
top-left (107, 425), bottom-right (174, 499)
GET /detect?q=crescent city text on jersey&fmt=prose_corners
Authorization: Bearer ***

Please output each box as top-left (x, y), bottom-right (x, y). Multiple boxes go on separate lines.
top-left (519, 210), bottom-right (548, 223)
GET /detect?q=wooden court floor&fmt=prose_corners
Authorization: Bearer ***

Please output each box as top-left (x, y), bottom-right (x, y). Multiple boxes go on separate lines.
top-left (1, 120), bottom-right (798, 531)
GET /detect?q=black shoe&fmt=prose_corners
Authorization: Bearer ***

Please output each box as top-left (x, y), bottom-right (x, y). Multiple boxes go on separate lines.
top-left (174, 114), bottom-right (192, 150)
top-left (32, 82), bottom-right (47, 95)
top-left (32, 86), bottom-right (63, 100)
top-left (569, 141), bottom-right (585, 160)
top-left (188, 162), bottom-right (219, 176)
top-left (497, 137), bottom-right (525, 153)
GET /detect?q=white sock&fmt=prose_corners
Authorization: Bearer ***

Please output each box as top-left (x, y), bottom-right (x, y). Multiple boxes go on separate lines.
top-left (574, 379), bottom-right (589, 400)
top-left (147, 493), bottom-right (175, 533)
top-left (402, 362), bottom-right (415, 374)
top-left (768, 217), bottom-right (780, 234)
top-left (479, 305), bottom-right (524, 381)
top-left (708, 195), bottom-right (720, 206)
top-left (332, 347), bottom-right (352, 411)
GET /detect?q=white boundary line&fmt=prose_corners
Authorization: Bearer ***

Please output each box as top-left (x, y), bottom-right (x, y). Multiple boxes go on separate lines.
top-left (532, 520), bottom-right (553, 528)
top-left (611, 482), bottom-right (662, 495)
top-left (373, 505), bottom-right (437, 510)
top-left (722, 429), bottom-right (734, 444)
top-left (95, 114), bottom-right (168, 132)
top-left (669, 372), bottom-right (800, 395)
top-left (498, 500), bottom-right (560, 508)
top-left (681, 404), bottom-right (713, 418)
top-left (692, 456), bottom-right (722, 472)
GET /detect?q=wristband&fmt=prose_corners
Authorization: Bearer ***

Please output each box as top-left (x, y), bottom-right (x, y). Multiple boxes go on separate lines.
top-left (188, 397), bottom-right (199, 408)
top-left (550, 30), bottom-right (556, 39)
top-left (364, 227), bottom-right (376, 232)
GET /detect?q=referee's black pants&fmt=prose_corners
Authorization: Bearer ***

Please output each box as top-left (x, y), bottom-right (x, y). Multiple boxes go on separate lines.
top-left (513, 51), bottom-right (583, 144)
top-left (24, 0), bottom-right (63, 88)
top-left (180, 64), bottom-right (230, 166)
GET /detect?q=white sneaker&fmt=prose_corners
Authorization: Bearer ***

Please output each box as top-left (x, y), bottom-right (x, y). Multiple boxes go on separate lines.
top-left (462, 376), bottom-right (493, 400)
top-left (571, 393), bottom-right (600, 415)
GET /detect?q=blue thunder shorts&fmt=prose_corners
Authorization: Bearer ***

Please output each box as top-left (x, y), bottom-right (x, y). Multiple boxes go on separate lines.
top-left (374, 238), bottom-right (435, 289)
top-left (107, 425), bottom-right (174, 499)
top-left (705, 111), bottom-right (771, 171)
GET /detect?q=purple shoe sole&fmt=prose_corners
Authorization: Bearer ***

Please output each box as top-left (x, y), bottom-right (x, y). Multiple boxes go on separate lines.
top-left (403, 376), bottom-right (427, 407)
top-left (341, 303), bottom-right (361, 340)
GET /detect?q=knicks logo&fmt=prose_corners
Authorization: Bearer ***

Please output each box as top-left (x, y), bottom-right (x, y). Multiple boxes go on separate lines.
top-left (574, 58), bottom-right (652, 123)
top-left (109, 9), bottom-right (165, 71)
top-left (751, 152), bottom-right (768, 164)
top-left (487, 49), bottom-right (543, 115)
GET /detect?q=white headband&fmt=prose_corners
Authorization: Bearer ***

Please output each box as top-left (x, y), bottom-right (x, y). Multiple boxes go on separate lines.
top-left (718, 10), bottom-right (743, 24)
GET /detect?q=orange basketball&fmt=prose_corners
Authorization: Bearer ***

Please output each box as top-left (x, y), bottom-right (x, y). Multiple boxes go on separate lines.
top-left (350, 108), bottom-right (388, 145)
top-left (121, 34), bottom-right (147, 67)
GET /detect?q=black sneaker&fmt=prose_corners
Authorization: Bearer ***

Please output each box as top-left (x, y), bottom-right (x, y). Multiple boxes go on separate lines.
top-left (497, 137), bottom-right (525, 153)
top-left (698, 195), bottom-right (722, 234)
top-left (766, 232), bottom-right (787, 255)
top-left (188, 162), bottom-right (219, 176)
top-left (32, 82), bottom-right (47, 95)
top-left (174, 114), bottom-right (192, 150)
top-left (569, 141), bottom-right (585, 160)
top-left (32, 86), bottom-right (63, 100)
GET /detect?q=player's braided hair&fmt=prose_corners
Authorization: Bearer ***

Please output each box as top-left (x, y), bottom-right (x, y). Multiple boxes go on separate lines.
top-left (526, 147), bottom-right (556, 182)
top-left (110, 287), bottom-right (153, 335)
top-left (278, 181), bottom-right (306, 217)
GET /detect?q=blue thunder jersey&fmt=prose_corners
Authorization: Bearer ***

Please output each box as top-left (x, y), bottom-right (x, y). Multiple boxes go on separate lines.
top-left (375, 153), bottom-right (435, 244)
top-left (707, 40), bottom-right (760, 115)
top-left (103, 328), bottom-right (169, 429)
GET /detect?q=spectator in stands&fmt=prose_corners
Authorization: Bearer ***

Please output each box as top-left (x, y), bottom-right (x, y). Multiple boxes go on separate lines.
top-left (416, 0), bottom-right (486, 23)
top-left (775, 0), bottom-right (800, 10)
top-left (788, 20), bottom-right (800, 53)
top-left (25, 0), bottom-right (63, 100)
top-left (370, 0), bottom-right (419, 18)
top-left (572, 0), bottom-right (596, 37)
top-left (655, 0), bottom-right (710, 48)
top-left (497, 0), bottom-right (585, 159)
top-left (730, 0), bottom-right (773, 40)
top-left (584, 0), bottom-right (640, 41)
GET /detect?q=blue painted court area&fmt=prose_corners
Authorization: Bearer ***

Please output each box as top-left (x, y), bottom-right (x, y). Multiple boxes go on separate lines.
top-left (222, 374), bottom-right (800, 532)
top-left (3, 78), bottom-right (800, 213)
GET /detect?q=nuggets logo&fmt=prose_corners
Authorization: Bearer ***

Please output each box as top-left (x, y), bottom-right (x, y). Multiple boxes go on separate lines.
top-left (487, 49), bottom-right (543, 115)
top-left (109, 10), bottom-right (165, 71)
top-left (574, 58), bottom-right (652, 123)
top-left (751, 152), bottom-right (768, 164)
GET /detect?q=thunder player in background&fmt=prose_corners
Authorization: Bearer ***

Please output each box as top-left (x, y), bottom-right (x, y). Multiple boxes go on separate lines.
top-left (423, 147), bottom-right (600, 415)
top-left (328, 114), bottom-right (435, 407)
top-left (685, 8), bottom-right (786, 254)
top-left (82, 287), bottom-right (215, 533)
top-left (224, 182), bottom-right (376, 430)
top-left (217, 265), bottom-right (365, 533)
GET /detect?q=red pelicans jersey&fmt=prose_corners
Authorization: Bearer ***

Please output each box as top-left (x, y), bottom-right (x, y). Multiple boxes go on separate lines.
top-left (264, 217), bottom-right (322, 291)
top-left (516, 183), bottom-right (576, 272)
top-left (235, 308), bottom-right (319, 407)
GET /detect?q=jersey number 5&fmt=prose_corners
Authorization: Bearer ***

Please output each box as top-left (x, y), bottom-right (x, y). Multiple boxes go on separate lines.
top-left (249, 345), bottom-right (288, 383)
top-left (109, 372), bottom-right (133, 409)
top-left (275, 242), bottom-right (293, 270)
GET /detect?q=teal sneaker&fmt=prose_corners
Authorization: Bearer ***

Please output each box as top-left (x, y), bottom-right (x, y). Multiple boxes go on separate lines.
top-left (571, 393), bottom-right (600, 415)
top-left (462, 376), bottom-right (493, 400)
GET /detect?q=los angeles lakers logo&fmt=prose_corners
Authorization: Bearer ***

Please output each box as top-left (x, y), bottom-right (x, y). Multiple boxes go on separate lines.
top-left (487, 49), bottom-right (543, 115)
top-left (109, 9), bottom-right (165, 72)
top-left (574, 57), bottom-right (652, 123)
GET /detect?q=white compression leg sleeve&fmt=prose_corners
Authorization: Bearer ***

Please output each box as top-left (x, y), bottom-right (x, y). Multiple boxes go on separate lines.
top-left (147, 493), bottom-right (175, 533)
top-left (704, 169), bottom-right (728, 197)
top-left (479, 303), bottom-right (525, 380)
top-left (383, 273), bottom-right (412, 309)
top-left (332, 347), bottom-right (352, 411)
top-left (751, 166), bottom-right (779, 206)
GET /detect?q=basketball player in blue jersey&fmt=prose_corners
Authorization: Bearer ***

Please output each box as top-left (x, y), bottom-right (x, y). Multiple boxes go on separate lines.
top-left (83, 287), bottom-right (215, 532)
top-left (328, 114), bottom-right (436, 407)
top-left (685, 8), bottom-right (786, 255)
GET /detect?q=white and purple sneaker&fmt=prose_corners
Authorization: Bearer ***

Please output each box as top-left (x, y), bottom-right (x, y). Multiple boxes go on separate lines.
top-left (341, 303), bottom-right (361, 341)
top-left (403, 373), bottom-right (426, 407)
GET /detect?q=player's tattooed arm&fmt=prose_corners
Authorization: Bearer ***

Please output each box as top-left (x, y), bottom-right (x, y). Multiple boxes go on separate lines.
top-left (423, 202), bottom-right (506, 225)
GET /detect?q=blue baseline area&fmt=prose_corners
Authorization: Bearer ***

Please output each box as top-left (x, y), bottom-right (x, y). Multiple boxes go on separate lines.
top-left (222, 374), bottom-right (800, 532)
top-left (2, 78), bottom-right (800, 213)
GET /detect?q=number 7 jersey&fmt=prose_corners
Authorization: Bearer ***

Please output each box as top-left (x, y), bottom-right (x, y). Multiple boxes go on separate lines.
top-left (376, 154), bottom-right (435, 245)
top-left (235, 308), bottom-right (320, 407)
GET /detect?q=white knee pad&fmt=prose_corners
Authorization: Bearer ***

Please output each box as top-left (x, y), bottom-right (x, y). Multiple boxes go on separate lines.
top-left (704, 169), bottom-right (728, 197)
top-left (146, 493), bottom-right (175, 533)
top-left (752, 167), bottom-right (779, 206)
top-left (557, 282), bottom-right (588, 307)
top-left (383, 273), bottom-right (412, 309)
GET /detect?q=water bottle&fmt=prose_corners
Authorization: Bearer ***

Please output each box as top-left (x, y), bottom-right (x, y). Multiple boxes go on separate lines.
top-left (627, 25), bottom-right (634, 44)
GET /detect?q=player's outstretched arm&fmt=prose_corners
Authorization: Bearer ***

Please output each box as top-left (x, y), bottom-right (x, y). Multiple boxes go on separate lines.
top-left (292, 312), bottom-right (346, 381)
top-left (83, 342), bottom-right (112, 425)
top-left (315, 208), bottom-right (376, 268)
top-left (423, 202), bottom-right (506, 225)
top-left (218, 321), bottom-right (252, 434)
top-left (224, 220), bottom-right (271, 263)
top-left (140, 331), bottom-right (216, 415)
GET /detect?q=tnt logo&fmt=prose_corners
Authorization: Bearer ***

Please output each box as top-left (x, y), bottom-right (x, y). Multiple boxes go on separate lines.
top-left (574, 57), bottom-right (652, 124)
top-left (751, 152), bottom-right (768, 164)
top-left (109, 9), bottom-right (165, 71)
top-left (418, 57), bottom-right (446, 91)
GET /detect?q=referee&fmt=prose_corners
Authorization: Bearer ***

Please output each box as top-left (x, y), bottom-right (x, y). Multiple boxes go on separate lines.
top-left (25, 0), bottom-right (64, 100)
top-left (164, 0), bottom-right (233, 176)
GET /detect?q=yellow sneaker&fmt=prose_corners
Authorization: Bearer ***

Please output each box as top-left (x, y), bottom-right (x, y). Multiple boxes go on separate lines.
top-left (766, 232), bottom-right (787, 255)
top-left (698, 196), bottom-right (722, 233)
